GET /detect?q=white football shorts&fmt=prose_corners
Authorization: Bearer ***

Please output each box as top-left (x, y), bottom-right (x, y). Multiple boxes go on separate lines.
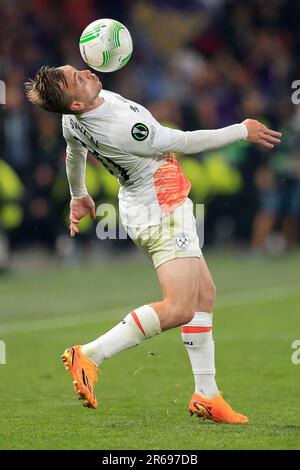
top-left (126, 198), bottom-right (202, 269)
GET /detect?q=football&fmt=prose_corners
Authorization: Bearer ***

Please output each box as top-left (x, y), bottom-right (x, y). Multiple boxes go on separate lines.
top-left (79, 18), bottom-right (133, 73)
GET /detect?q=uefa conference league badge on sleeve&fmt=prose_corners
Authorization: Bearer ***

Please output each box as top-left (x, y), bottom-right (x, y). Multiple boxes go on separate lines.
top-left (131, 123), bottom-right (149, 141)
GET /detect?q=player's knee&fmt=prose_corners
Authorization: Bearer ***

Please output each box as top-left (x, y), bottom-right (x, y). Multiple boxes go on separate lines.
top-left (165, 301), bottom-right (195, 326)
top-left (181, 307), bottom-right (195, 324)
top-left (198, 281), bottom-right (216, 312)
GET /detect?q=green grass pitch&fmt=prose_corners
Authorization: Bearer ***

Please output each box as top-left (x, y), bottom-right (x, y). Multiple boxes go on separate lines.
top-left (0, 250), bottom-right (300, 450)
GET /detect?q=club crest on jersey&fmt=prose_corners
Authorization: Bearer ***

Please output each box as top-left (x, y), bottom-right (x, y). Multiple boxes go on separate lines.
top-left (131, 123), bottom-right (149, 141)
top-left (176, 235), bottom-right (190, 249)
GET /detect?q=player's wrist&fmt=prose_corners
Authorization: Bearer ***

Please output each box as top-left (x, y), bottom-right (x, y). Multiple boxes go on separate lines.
top-left (239, 122), bottom-right (249, 140)
top-left (71, 192), bottom-right (89, 200)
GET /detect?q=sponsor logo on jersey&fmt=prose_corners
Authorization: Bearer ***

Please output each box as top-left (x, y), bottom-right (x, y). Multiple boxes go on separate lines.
top-left (176, 235), bottom-right (190, 249)
top-left (131, 122), bottom-right (149, 141)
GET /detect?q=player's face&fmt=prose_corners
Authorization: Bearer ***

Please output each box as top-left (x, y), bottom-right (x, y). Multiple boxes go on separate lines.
top-left (59, 65), bottom-right (102, 112)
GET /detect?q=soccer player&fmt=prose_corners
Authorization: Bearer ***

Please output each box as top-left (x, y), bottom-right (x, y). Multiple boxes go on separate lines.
top-left (25, 65), bottom-right (281, 423)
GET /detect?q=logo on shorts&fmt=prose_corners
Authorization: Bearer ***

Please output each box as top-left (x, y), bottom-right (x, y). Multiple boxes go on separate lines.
top-left (176, 235), bottom-right (190, 249)
top-left (131, 123), bottom-right (149, 141)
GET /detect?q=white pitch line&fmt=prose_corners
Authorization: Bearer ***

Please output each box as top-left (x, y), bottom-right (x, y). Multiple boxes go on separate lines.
top-left (1, 284), bottom-right (299, 336)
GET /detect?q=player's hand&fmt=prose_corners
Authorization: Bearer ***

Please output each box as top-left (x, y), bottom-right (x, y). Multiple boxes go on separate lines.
top-left (242, 119), bottom-right (282, 149)
top-left (69, 194), bottom-right (96, 237)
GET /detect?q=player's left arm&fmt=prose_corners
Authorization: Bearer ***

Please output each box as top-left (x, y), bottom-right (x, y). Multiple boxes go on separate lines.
top-left (153, 119), bottom-right (281, 154)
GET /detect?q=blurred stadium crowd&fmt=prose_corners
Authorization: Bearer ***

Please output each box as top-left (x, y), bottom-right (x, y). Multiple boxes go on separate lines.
top-left (1, 0), bottom-right (300, 268)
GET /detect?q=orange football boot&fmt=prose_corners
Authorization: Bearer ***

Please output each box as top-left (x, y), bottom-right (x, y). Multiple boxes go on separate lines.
top-left (61, 345), bottom-right (99, 409)
top-left (189, 392), bottom-right (249, 424)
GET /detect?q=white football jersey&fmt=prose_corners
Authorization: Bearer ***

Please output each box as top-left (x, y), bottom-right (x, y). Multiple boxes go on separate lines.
top-left (62, 89), bottom-right (247, 227)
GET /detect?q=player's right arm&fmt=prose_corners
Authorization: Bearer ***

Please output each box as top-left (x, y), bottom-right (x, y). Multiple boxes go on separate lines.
top-left (63, 121), bottom-right (96, 237)
top-left (153, 119), bottom-right (281, 154)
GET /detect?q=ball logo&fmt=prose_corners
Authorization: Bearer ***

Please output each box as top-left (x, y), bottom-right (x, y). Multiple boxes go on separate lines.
top-left (131, 123), bottom-right (149, 141)
top-left (176, 235), bottom-right (190, 249)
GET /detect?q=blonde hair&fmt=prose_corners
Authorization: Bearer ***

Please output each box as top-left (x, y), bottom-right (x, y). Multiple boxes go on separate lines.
top-left (25, 66), bottom-right (71, 113)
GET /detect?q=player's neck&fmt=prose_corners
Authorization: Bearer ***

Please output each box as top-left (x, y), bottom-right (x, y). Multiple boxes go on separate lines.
top-left (81, 96), bottom-right (105, 114)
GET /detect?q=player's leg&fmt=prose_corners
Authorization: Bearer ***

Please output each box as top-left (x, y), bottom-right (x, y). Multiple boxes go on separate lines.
top-left (181, 256), bottom-right (248, 423)
top-left (180, 255), bottom-right (218, 398)
top-left (150, 257), bottom-right (200, 330)
top-left (62, 300), bottom-right (162, 408)
top-left (62, 256), bottom-right (200, 408)
top-left (80, 256), bottom-right (199, 364)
